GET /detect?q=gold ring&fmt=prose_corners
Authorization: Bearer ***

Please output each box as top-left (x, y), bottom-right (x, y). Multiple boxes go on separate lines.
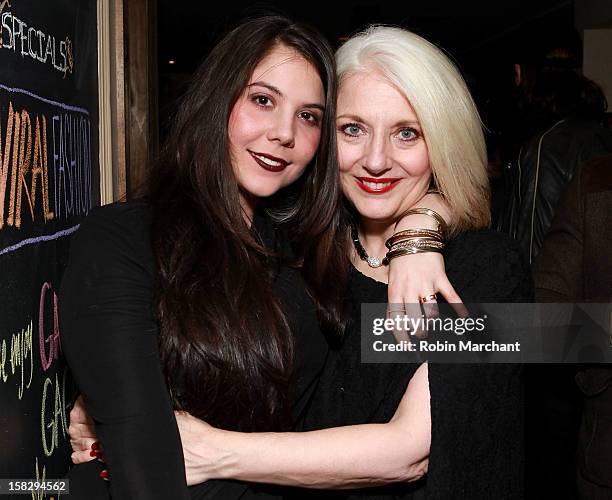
top-left (419, 293), bottom-right (438, 304)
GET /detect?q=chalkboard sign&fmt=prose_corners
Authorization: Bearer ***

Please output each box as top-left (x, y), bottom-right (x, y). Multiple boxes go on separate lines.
top-left (0, 0), bottom-right (100, 494)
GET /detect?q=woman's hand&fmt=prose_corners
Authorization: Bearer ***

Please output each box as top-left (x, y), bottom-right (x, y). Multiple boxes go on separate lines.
top-left (68, 395), bottom-right (103, 464)
top-left (387, 251), bottom-right (462, 311)
top-left (388, 193), bottom-right (466, 327)
top-left (174, 411), bottom-right (226, 486)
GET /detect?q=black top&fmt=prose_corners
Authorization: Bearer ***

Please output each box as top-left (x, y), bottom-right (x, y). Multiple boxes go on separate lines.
top-left (59, 202), bottom-right (328, 500)
top-left (299, 230), bottom-right (533, 500)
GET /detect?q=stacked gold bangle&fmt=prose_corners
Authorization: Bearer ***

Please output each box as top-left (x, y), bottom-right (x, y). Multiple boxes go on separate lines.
top-left (384, 208), bottom-right (447, 263)
top-left (395, 207), bottom-right (449, 238)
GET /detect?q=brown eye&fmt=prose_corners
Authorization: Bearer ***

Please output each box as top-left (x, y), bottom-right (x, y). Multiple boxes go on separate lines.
top-left (251, 95), bottom-right (273, 107)
top-left (299, 111), bottom-right (320, 125)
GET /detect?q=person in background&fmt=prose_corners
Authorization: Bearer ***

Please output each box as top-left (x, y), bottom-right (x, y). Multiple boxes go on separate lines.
top-left (495, 40), bottom-right (612, 499)
top-left (534, 153), bottom-right (612, 500)
top-left (497, 64), bottom-right (612, 263)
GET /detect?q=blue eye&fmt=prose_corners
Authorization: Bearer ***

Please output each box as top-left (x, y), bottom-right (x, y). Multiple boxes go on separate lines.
top-left (398, 128), bottom-right (418, 141)
top-left (342, 123), bottom-right (362, 136)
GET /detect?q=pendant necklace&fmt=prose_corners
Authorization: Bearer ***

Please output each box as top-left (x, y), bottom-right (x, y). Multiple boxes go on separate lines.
top-left (350, 222), bottom-right (388, 268)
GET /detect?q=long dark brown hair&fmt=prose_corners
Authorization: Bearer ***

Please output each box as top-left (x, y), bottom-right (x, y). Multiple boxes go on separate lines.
top-left (145, 16), bottom-right (345, 431)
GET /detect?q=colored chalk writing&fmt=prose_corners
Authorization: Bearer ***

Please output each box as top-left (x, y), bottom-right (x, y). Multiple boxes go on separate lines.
top-left (0, 0), bottom-right (99, 484)
top-left (0, 320), bottom-right (34, 400)
top-left (0, 87), bottom-right (93, 234)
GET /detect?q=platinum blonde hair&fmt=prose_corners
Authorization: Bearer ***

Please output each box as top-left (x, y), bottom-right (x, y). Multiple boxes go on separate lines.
top-left (336, 26), bottom-right (491, 232)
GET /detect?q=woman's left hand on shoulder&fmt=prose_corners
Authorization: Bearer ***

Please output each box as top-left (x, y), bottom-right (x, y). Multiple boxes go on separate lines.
top-left (387, 251), bottom-right (463, 317)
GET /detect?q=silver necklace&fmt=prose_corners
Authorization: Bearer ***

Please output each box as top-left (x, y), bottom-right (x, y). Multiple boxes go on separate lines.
top-left (350, 223), bottom-right (388, 268)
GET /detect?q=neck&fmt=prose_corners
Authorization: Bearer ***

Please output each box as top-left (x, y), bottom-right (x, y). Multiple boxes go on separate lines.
top-left (359, 217), bottom-right (396, 253)
top-left (353, 217), bottom-right (396, 283)
top-left (240, 192), bottom-right (257, 227)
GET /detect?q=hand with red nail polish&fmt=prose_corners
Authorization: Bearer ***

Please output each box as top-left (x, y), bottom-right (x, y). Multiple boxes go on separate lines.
top-left (69, 395), bottom-right (101, 464)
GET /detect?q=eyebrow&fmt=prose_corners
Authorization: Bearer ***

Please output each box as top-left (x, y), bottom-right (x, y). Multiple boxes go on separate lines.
top-left (247, 81), bottom-right (325, 111)
top-left (336, 114), bottom-right (365, 122)
top-left (337, 114), bottom-right (421, 128)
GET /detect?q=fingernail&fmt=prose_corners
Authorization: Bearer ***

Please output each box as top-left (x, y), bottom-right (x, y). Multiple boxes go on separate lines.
top-left (99, 469), bottom-right (109, 481)
top-left (91, 441), bottom-right (100, 451)
top-left (90, 450), bottom-right (97, 457)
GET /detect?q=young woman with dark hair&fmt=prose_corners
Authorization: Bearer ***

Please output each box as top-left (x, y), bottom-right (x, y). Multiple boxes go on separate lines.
top-left (61, 16), bottom-right (340, 499)
top-left (145, 16), bottom-right (343, 432)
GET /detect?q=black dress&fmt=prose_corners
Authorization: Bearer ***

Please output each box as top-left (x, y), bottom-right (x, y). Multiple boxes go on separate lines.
top-left (59, 202), bottom-right (328, 500)
top-left (298, 230), bottom-right (533, 499)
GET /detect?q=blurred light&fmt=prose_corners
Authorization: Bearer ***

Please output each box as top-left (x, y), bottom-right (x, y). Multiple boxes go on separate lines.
top-left (168, 59), bottom-right (176, 65)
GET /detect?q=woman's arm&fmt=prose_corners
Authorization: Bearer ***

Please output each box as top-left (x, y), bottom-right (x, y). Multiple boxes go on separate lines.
top-left (60, 205), bottom-right (190, 499)
top-left (177, 363), bottom-right (430, 489)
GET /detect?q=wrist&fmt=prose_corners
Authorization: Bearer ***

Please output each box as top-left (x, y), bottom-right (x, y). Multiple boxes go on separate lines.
top-left (413, 193), bottom-right (451, 223)
top-left (207, 428), bottom-right (235, 480)
top-left (395, 213), bottom-right (438, 231)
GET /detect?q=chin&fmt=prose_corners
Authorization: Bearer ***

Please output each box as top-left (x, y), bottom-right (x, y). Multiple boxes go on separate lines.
top-left (242, 180), bottom-right (285, 199)
top-left (359, 213), bottom-right (397, 224)
top-left (350, 199), bottom-right (402, 223)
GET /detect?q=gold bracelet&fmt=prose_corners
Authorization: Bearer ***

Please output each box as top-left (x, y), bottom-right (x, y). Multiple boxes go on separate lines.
top-left (389, 240), bottom-right (445, 252)
top-left (386, 229), bottom-right (444, 249)
top-left (386, 247), bottom-right (443, 261)
top-left (394, 208), bottom-right (448, 237)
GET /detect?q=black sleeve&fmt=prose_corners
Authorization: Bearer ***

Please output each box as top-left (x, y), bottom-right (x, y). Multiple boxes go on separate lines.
top-left (426, 232), bottom-right (529, 499)
top-left (60, 204), bottom-right (190, 500)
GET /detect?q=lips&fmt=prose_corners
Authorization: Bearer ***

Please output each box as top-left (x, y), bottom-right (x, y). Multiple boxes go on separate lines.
top-left (355, 177), bottom-right (401, 194)
top-left (248, 150), bottom-right (290, 172)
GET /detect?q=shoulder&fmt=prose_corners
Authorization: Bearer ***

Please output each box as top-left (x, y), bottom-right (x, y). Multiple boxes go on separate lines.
top-left (445, 229), bottom-right (533, 302)
top-left (66, 201), bottom-right (154, 279)
top-left (76, 201), bottom-right (151, 239)
top-left (557, 118), bottom-right (612, 150)
top-left (72, 202), bottom-right (152, 253)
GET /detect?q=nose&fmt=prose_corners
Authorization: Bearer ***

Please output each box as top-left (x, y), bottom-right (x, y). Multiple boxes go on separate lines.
top-left (267, 111), bottom-right (295, 148)
top-left (363, 134), bottom-right (390, 174)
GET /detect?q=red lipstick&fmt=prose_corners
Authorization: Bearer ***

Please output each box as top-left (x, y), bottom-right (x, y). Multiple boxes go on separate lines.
top-left (248, 150), bottom-right (290, 172)
top-left (355, 177), bottom-right (401, 194)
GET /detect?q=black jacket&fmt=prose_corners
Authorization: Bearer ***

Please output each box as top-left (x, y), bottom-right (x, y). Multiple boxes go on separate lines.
top-left (497, 117), bottom-right (612, 263)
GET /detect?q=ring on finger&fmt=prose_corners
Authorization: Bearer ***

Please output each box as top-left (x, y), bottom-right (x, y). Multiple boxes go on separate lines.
top-left (419, 293), bottom-right (438, 304)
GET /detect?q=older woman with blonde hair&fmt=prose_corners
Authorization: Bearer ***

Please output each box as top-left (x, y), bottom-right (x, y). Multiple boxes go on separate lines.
top-left (69, 25), bottom-right (531, 499)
